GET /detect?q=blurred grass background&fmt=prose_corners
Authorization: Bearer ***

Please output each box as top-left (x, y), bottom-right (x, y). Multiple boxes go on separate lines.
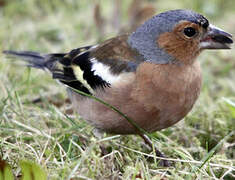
top-left (0, 0), bottom-right (235, 179)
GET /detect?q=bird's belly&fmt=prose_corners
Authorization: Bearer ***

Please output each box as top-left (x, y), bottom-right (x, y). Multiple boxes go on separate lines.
top-left (68, 62), bottom-right (202, 134)
top-left (68, 82), bottom-right (200, 134)
top-left (147, 86), bottom-right (200, 132)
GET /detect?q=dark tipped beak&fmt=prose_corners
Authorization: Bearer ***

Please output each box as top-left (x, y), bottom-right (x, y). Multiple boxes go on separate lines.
top-left (200, 24), bottom-right (233, 50)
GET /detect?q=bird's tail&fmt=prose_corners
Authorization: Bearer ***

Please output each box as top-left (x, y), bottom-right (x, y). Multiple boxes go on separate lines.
top-left (3, 47), bottom-right (95, 95)
top-left (3, 50), bottom-right (65, 71)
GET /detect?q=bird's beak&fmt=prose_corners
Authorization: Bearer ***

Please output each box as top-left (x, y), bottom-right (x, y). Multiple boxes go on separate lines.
top-left (200, 24), bottom-right (233, 50)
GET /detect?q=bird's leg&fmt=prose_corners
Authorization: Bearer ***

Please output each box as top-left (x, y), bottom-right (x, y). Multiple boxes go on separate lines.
top-left (138, 133), bottom-right (171, 167)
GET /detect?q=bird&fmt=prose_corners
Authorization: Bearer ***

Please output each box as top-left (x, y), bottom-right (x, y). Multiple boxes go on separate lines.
top-left (3, 9), bottom-right (233, 166)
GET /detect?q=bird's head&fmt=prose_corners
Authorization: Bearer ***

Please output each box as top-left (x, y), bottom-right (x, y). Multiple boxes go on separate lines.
top-left (128, 9), bottom-right (233, 65)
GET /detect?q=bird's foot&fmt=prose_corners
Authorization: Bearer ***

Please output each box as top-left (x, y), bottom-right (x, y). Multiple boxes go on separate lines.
top-left (139, 133), bottom-right (172, 167)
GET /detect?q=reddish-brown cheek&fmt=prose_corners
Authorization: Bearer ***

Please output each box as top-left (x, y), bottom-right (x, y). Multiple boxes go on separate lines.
top-left (157, 32), bottom-right (200, 64)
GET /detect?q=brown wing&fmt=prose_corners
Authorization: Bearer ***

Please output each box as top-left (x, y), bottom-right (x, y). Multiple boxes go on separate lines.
top-left (90, 34), bottom-right (144, 74)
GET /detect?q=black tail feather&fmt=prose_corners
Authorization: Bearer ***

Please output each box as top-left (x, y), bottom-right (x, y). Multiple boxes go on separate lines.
top-left (3, 50), bottom-right (44, 59)
top-left (3, 50), bottom-right (65, 70)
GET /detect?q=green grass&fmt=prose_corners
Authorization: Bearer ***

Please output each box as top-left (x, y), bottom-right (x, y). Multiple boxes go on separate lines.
top-left (0, 0), bottom-right (235, 179)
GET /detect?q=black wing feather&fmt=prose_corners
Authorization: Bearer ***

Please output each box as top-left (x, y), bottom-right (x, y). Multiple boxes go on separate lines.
top-left (3, 46), bottom-right (107, 95)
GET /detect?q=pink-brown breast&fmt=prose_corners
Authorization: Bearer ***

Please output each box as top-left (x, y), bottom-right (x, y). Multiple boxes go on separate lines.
top-left (130, 61), bottom-right (202, 132)
top-left (68, 61), bottom-right (202, 134)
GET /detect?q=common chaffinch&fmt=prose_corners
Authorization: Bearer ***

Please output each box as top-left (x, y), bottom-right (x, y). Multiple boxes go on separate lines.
top-left (4, 9), bottom-right (233, 166)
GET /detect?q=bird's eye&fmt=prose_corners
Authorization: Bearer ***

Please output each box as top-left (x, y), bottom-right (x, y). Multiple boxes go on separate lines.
top-left (183, 27), bottom-right (196, 37)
